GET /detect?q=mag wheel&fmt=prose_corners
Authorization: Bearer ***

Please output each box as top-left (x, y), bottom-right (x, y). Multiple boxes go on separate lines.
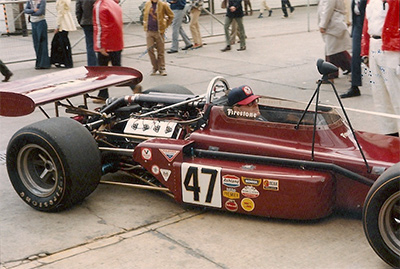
top-left (363, 162), bottom-right (400, 268)
top-left (6, 117), bottom-right (101, 212)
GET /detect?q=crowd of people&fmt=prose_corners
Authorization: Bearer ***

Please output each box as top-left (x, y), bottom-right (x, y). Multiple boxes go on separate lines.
top-left (3, 0), bottom-right (399, 136)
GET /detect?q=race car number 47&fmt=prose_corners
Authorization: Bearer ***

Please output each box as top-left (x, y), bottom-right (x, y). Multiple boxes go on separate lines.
top-left (181, 163), bottom-right (222, 208)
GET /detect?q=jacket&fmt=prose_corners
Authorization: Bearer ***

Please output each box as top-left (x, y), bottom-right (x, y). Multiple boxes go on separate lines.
top-left (76, 0), bottom-right (96, 26)
top-left (226, 0), bottom-right (243, 18)
top-left (361, 0), bottom-right (400, 56)
top-left (56, 0), bottom-right (77, 31)
top-left (93, 0), bottom-right (124, 52)
top-left (24, 0), bottom-right (46, 22)
top-left (143, 0), bottom-right (174, 35)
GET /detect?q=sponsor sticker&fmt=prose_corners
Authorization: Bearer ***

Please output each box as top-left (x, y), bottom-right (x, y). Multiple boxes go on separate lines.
top-left (222, 175), bottom-right (240, 187)
top-left (223, 190), bottom-right (240, 199)
top-left (151, 165), bottom-right (160, 175)
top-left (225, 199), bottom-right (238, 212)
top-left (160, 169), bottom-right (171, 181)
top-left (241, 198), bottom-right (255, 212)
top-left (263, 179), bottom-right (279, 191)
top-left (242, 177), bottom-right (262, 186)
top-left (141, 148), bottom-right (152, 160)
top-left (241, 185), bottom-right (259, 198)
top-left (159, 149), bottom-right (180, 162)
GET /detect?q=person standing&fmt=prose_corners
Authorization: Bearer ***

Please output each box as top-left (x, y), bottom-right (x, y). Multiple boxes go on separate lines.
top-left (76, 0), bottom-right (98, 66)
top-left (318, 0), bottom-right (352, 82)
top-left (340, 0), bottom-right (367, 98)
top-left (361, 0), bottom-right (400, 136)
top-left (189, 0), bottom-right (203, 49)
top-left (221, 0), bottom-right (246, 52)
top-left (0, 60), bottom-right (13, 82)
top-left (52, 0), bottom-right (76, 68)
top-left (167, 0), bottom-right (193, 53)
top-left (24, 0), bottom-right (51, 69)
top-left (93, 0), bottom-right (124, 100)
top-left (281, 0), bottom-right (294, 18)
top-left (143, 0), bottom-right (174, 76)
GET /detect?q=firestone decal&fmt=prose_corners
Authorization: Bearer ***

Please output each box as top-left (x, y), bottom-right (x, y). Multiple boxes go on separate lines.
top-left (159, 149), bottom-right (180, 162)
top-left (241, 198), bottom-right (255, 212)
top-left (263, 179), bottom-right (279, 191)
top-left (141, 148), bottom-right (152, 160)
top-left (241, 186), bottom-right (259, 198)
top-left (222, 175), bottom-right (240, 187)
top-left (242, 177), bottom-right (262, 186)
top-left (225, 199), bottom-right (238, 212)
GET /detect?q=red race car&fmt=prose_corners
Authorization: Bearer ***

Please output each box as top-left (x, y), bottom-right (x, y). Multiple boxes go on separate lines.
top-left (1, 61), bottom-right (399, 267)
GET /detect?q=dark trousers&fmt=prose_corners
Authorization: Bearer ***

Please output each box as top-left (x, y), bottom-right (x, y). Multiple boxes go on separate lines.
top-left (281, 0), bottom-right (292, 17)
top-left (0, 60), bottom-right (12, 77)
top-left (326, 51), bottom-right (352, 79)
top-left (31, 20), bottom-right (50, 69)
top-left (351, 15), bottom-right (363, 87)
top-left (97, 50), bottom-right (122, 98)
top-left (82, 25), bottom-right (97, 66)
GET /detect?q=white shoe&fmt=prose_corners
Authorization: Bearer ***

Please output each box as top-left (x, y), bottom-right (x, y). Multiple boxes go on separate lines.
top-left (150, 69), bottom-right (158, 76)
top-left (160, 69), bottom-right (167, 76)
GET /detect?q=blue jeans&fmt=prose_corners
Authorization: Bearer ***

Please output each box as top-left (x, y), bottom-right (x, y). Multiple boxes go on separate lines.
top-left (31, 20), bottom-right (50, 68)
top-left (82, 25), bottom-right (97, 66)
top-left (170, 9), bottom-right (191, 51)
top-left (351, 15), bottom-right (363, 87)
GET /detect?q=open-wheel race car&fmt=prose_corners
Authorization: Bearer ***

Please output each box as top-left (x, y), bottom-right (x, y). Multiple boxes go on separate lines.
top-left (1, 61), bottom-right (399, 267)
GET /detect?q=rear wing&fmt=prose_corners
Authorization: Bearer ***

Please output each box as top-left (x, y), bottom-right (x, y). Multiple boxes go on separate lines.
top-left (0, 66), bottom-right (143, 117)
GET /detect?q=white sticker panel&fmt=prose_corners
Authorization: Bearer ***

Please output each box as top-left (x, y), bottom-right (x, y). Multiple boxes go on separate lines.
top-left (181, 163), bottom-right (222, 208)
top-left (124, 119), bottom-right (178, 138)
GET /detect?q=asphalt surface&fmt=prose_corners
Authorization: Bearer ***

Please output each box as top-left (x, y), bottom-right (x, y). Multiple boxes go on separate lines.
top-left (0, 5), bottom-right (392, 269)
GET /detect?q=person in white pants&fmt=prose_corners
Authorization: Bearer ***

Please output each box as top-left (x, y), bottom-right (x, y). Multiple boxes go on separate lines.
top-left (361, 0), bottom-right (400, 136)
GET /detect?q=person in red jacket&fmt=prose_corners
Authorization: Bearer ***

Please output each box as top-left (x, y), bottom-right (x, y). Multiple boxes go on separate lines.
top-left (361, 0), bottom-right (400, 136)
top-left (93, 0), bottom-right (124, 101)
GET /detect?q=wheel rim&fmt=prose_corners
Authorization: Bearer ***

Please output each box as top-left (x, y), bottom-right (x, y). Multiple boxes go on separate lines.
top-left (17, 144), bottom-right (58, 198)
top-left (379, 190), bottom-right (400, 256)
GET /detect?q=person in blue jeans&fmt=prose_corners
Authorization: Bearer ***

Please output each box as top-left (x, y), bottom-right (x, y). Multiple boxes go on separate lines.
top-left (167, 0), bottom-right (192, 53)
top-left (340, 0), bottom-right (367, 98)
top-left (24, 0), bottom-right (51, 69)
top-left (76, 0), bottom-right (98, 66)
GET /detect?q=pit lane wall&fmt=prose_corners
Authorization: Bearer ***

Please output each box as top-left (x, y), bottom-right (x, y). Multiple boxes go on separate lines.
top-left (0, 0), bottom-right (319, 35)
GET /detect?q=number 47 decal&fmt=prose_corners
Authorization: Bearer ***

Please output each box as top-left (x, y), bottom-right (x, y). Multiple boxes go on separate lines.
top-left (181, 163), bottom-right (222, 208)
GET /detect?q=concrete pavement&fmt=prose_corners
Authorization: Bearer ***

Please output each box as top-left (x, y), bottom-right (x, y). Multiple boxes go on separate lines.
top-left (0, 5), bottom-right (391, 269)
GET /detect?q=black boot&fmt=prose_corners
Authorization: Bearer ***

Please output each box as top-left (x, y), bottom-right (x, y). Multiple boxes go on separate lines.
top-left (340, 86), bottom-right (360, 98)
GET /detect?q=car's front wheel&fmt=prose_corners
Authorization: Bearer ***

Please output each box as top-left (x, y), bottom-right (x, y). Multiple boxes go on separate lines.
top-left (363, 162), bottom-right (400, 268)
top-left (6, 117), bottom-right (101, 212)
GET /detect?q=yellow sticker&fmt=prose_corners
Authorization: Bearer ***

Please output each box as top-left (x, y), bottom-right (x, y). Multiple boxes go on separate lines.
top-left (223, 190), bottom-right (240, 199)
top-left (241, 198), bottom-right (255, 212)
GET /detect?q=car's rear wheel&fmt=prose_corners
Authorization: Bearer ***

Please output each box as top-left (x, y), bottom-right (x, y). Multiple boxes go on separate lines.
top-left (6, 117), bottom-right (101, 212)
top-left (363, 162), bottom-right (400, 268)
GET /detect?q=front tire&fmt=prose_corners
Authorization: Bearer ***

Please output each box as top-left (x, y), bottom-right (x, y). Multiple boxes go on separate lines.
top-left (6, 117), bottom-right (101, 212)
top-left (363, 162), bottom-right (400, 268)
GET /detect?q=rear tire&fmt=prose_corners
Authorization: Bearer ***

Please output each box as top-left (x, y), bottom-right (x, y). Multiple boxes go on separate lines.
top-left (6, 117), bottom-right (101, 212)
top-left (363, 162), bottom-right (400, 268)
